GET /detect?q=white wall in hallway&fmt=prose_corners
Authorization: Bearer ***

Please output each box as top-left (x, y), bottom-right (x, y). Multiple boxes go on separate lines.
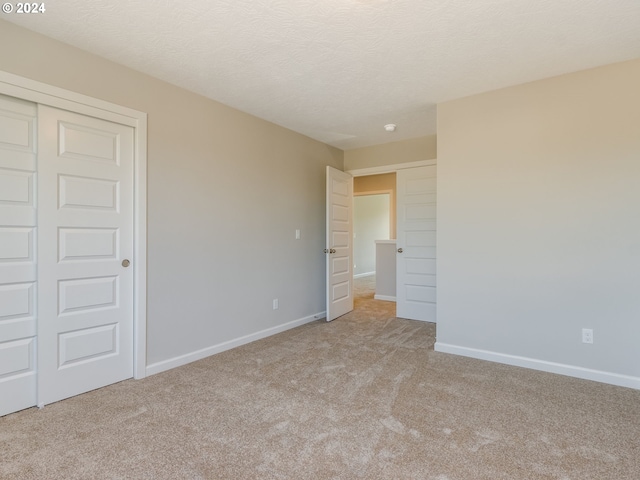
top-left (354, 194), bottom-right (390, 276)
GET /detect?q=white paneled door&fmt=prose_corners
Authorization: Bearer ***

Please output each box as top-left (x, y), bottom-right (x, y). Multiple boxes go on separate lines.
top-left (0, 87), bottom-right (139, 417)
top-left (37, 105), bottom-right (133, 405)
top-left (396, 165), bottom-right (437, 322)
top-left (326, 166), bottom-right (353, 321)
top-left (36, 105), bottom-right (135, 406)
top-left (0, 95), bottom-right (38, 416)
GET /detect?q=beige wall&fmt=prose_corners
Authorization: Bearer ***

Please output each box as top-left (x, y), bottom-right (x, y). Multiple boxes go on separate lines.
top-left (353, 194), bottom-right (390, 276)
top-left (0, 20), bottom-right (343, 367)
top-left (354, 173), bottom-right (396, 238)
top-left (344, 135), bottom-right (437, 171)
top-left (436, 58), bottom-right (640, 386)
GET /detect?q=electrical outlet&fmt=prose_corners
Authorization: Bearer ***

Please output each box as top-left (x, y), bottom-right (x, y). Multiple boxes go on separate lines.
top-left (273, 299), bottom-right (279, 310)
top-left (295, 229), bottom-right (301, 240)
top-left (582, 328), bottom-right (593, 344)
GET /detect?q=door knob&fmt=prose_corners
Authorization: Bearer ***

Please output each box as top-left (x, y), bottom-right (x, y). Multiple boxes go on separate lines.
top-left (122, 259), bottom-right (131, 267)
top-left (324, 249), bottom-right (329, 253)
top-left (330, 248), bottom-right (336, 254)
top-left (397, 248), bottom-right (403, 253)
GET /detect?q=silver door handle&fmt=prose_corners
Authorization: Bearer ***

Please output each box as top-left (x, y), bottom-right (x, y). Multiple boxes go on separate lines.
top-left (330, 248), bottom-right (336, 254)
top-left (397, 248), bottom-right (403, 253)
top-left (324, 249), bottom-right (329, 253)
top-left (122, 259), bottom-right (131, 267)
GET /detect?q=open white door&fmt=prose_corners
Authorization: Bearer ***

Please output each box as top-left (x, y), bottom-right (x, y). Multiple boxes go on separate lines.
top-left (396, 165), bottom-right (437, 322)
top-left (37, 105), bottom-right (135, 406)
top-left (325, 166), bottom-right (353, 321)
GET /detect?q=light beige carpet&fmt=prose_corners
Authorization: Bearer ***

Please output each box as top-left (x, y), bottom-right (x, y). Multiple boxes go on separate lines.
top-left (2, 276), bottom-right (639, 479)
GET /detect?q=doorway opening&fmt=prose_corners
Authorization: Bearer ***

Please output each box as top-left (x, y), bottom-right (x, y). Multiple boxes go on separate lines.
top-left (326, 161), bottom-right (436, 323)
top-left (354, 192), bottom-right (391, 277)
top-left (353, 173), bottom-right (396, 310)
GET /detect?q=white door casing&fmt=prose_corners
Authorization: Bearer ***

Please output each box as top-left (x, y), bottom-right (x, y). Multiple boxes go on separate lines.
top-left (396, 165), bottom-right (437, 322)
top-left (0, 94), bottom-right (37, 416)
top-left (326, 166), bottom-right (353, 321)
top-left (37, 105), bottom-right (135, 406)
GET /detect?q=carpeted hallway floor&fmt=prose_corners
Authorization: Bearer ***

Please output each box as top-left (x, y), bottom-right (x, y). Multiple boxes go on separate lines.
top-left (1, 276), bottom-right (639, 479)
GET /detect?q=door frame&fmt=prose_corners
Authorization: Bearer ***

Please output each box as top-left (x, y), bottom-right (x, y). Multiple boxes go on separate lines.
top-left (0, 70), bottom-right (148, 379)
top-left (346, 159), bottom-right (436, 315)
top-left (346, 159), bottom-right (436, 177)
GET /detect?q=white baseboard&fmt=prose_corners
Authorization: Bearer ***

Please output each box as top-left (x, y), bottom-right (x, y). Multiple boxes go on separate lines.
top-left (434, 342), bottom-right (640, 391)
top-left (374, 294), bottom-right (396, 302)
top-left (354, 272), bottom-right (375, 278)
top-left (146, 311), bottom-right (325, 377)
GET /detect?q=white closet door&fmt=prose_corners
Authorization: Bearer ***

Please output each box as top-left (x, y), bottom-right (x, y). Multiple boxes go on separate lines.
top-left (396, 165), bottom-right (437, 322)
top-left (37, 105), bottom-right (135, 406)
top-left (0, 94), bottom-right (37, 416)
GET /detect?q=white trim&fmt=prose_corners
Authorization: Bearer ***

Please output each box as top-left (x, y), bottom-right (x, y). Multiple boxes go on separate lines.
top-left (347, 159), bottom-right (437, 177)
top-left (132, 116), bottom-right (148, 380)
top-left (354, 272), bottom-right (375, 278)
top-left (374, 295), bottom-right (396, 302)
top-left (0, 70), bottom-right (148, 380)
top-left (354, 189), bottom-right (393, 197)
top-left (0, 71), bottom-right (143, 124)
top-left (434, 342), bottom-right (640, 391)
top-left (146, 311), bottom-right (325, 376)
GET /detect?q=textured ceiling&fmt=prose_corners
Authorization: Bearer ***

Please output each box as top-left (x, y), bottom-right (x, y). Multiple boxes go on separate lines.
top-left (5, 1), bottom-right (640, 149)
